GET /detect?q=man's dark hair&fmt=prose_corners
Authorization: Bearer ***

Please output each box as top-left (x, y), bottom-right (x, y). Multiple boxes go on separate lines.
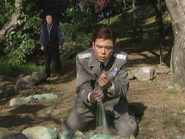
top-left (92, 27), bottom-right (117, 44)
top-left (46, 14), bottom-right (53, 18)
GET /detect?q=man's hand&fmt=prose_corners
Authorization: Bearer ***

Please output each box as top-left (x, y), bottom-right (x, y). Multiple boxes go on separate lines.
top-left (59, 45), bottom-right (63, 50)
top-left (98, 73), bottom-right (112, 89)
top-left (90, 89), bottom-right (104, 102)
top-left (40, 46), bottom-right (44, 51)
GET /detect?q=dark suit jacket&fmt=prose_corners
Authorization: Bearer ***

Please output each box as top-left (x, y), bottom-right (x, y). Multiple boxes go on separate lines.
top-left (74, 47), bottom-right (129, 118)
top-left (42, 23), bottom-right (59, 52)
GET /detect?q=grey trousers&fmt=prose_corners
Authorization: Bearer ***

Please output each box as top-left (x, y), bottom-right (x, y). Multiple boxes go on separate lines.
top-left (62, 105), bottom-right (138, 137)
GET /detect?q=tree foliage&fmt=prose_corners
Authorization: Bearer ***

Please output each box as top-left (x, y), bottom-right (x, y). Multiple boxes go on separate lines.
top-left (0, 0), bottom-right (43, 65)
top-left (0, 0), bottom-right (107, 65)
top-left (0, 1), bottom-right (15, 27)
top-left (0, 0), bottom-right (172, 71)
top-left (61, 8), bottom-right (104, 58)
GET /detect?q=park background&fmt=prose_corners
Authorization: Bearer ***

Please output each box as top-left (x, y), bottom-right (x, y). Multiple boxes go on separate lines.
top-left (0, 0), bottom-right (185, 139)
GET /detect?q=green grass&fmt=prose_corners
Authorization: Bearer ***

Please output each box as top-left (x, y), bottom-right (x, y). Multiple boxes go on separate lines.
top-left (162, 96), bottom-right (170, 101)
top-left (0, 55), bottom-right (75, 77)
top-left (0, 58), bottom-right (45, 77)
top-left (168, 89), bottom-right (180, 94)
top-left (171, 113), bottom-right (181, 121)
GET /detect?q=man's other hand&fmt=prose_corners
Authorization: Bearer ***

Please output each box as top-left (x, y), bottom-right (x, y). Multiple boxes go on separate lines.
top-left (40, 46), bottom-right (44, 51)
top-left (98, 73), bottom-right (112, 89)
top-left (59, 45), bottom-right (63, 50)
top-left (90, 89), bottom-right (104, 102)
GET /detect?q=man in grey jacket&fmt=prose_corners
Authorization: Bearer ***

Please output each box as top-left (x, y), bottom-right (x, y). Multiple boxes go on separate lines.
top-left (62, 27), bottom-right (138, 137)
top-left (40, 14), bottom-right (63, 78)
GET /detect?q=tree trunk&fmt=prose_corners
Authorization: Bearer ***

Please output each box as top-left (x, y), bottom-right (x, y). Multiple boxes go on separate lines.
top-left (152, 0), bottom-right (164, 63)
top-left (122, 0), bottom-right (127, 21)
top-left (132, 0), bottom-right (137, 35)
top-left (0, 0), bottom-right (22, 43)
top-left (166, 0), bottom-right (185, 86)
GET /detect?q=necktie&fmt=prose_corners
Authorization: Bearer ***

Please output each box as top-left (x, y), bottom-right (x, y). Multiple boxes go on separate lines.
top-left (47, 23), bottom-right (53, 41)
top-left (100, 63), bottom-right (105, 71)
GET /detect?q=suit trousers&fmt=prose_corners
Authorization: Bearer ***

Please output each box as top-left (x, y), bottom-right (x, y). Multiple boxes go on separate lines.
top-left (45, 43), bottom-right (61, 77)
top-left (62, 101), bottom-right (138, 137)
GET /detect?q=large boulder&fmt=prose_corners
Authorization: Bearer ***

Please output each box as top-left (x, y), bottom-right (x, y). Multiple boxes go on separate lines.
top-left (0, 128), bottom-right (27, 139)
top-left (9, 93), bottom-right (58, 106)
top-left (9, 96), bottom-right (34, 106)
top-left (16, 72), bottom-right (47, 90)
top-left (16, 78), bottom-right (33, 90)
top-left (31, 72), bottom-right (47, 83)
top-left (131, 67), bottom-right (155, 81)
top-left (155, 65), bottom-right (171, 74)
top-left (22, 126), bottom-right (59, 139)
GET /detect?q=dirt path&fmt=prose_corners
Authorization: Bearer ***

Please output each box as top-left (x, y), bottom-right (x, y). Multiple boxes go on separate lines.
top-left (0, 50), bottom-right (185, 139)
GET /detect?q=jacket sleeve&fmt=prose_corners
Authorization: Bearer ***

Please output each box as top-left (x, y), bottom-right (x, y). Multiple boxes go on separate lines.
top-left (57, 26), bottom-right (63, 45)
top-left (40, 27), bottom-right (45, 46)
top-left (107, 54), bottom-right (129, 98)
top-left (76, 56), bottom-right (94, 106)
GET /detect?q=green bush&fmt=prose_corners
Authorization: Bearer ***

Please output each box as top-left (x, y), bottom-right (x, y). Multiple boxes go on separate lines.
top-left (4, 34), bottom-right (37, 65)
top-left (0, 1), bottom-right (15, 28)
top-left (2, 0), bottom-right (43, 66)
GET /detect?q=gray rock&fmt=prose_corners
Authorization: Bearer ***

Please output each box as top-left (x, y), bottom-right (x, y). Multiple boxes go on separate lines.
top-left (131, 67), bottom-right (155, 81)
top-left (22, 126), bottom-right (59, 139)
top-left (16, 78), bottom-right (33, 90)
top-left (9, 96), bottom-right (34, 106)
top-left (9, 93), bottom-right (57, 106)
top-left (0, 127), bottom-right (27, 139)
top-left (32, 72), bottom-right (47, 83)
top-left (22, 75), bottom-right (39, 86)
top-left (155, 65), bottom-right (171, 74)
top-left (16, 72), bottom-right (47, 90)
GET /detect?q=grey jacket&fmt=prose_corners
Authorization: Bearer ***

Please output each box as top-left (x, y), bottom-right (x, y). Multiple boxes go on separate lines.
top-left (75, 47), bottom-right (129, 118)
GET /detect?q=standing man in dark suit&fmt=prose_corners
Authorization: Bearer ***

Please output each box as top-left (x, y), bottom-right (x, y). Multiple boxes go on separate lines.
top-left (62, 27), bottom-right (139, 137)
top-left (40, 14), bottom-right (63, 78)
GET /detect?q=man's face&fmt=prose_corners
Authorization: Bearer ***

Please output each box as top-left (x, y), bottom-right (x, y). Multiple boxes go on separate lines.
top-left (46, 15), bottom-right (53, 24)
top-left (92, 38), bottom-right (115, 63)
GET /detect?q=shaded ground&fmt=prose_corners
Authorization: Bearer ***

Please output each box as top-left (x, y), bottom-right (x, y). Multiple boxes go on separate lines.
top-left (0, 47), bottom-right (185, 139)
